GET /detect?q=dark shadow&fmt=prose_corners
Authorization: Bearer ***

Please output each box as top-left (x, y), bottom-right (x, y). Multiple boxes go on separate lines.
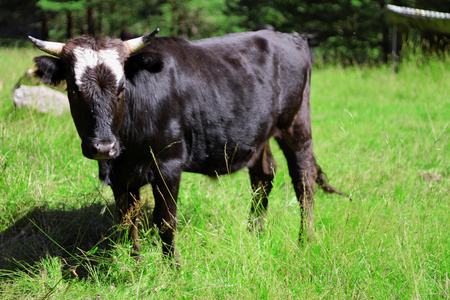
top-left (0, 202), bottom-right (119, 277)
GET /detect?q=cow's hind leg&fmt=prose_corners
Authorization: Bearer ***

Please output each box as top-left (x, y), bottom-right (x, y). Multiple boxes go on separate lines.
top-left (275, 134), bottom-right (317, 244)
top-left (113, 187), bottom-right (142, 254)
top-left (247, 142), bottom-right (276, 233)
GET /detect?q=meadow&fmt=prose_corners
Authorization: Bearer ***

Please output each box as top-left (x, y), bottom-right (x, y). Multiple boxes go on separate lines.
top-left (0, 46), bottom-right (448, 299)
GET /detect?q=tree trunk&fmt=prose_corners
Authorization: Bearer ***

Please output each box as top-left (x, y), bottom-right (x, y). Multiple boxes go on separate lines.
top-left (109, 3), bottom-right (116, 37)
top-left (41, 12), bottom-right (49, 40)
top-left (88, 7), bottom-right (95, 36)
top-left (67, 11), bottom-right (73, 39)
top-left (97, 3), bottom-right (102, 36)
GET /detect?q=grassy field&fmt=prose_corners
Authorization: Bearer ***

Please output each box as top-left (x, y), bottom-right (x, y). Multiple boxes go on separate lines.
top-left (0, 46), bottom-right (448, 299)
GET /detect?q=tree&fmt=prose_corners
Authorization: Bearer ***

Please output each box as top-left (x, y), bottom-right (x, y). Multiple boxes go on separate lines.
top-left (227, 0), bottom-right (450, 63)
top-left (3, 0), bottom-right (447, 62)
top-left (37, 0), bottom-right (85, 39)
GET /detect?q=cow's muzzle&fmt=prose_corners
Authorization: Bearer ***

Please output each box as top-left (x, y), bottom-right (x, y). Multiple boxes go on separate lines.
top-left (83, 139), bottom-right (120, 160)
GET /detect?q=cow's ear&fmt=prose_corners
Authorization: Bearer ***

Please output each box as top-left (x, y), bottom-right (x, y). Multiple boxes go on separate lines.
top-left (33, 55), bottom-right (66, 86)
top-left (125, 52), bottom-right (164, 75)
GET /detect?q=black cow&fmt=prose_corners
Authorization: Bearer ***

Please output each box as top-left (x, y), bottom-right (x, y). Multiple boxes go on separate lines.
top-left (29, 29), bottom-right (345, 261)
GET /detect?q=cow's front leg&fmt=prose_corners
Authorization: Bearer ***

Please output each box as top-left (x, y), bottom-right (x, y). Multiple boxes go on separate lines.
top-left (113, 187), bottom-right (142, 253)
top-left (151, 169), bottom-right (181, 263)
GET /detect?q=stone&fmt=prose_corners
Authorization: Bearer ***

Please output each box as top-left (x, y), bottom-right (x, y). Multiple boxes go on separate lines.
top-left (13, 85), bottom-right (69, 115)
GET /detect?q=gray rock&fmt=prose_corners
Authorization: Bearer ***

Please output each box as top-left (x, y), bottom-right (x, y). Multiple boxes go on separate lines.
top-left (13, 85), bottom-right (69, 115)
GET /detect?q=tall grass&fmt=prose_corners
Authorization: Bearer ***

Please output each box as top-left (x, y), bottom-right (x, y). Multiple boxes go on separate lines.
top-left (0, 45), bottom-right (448, 299)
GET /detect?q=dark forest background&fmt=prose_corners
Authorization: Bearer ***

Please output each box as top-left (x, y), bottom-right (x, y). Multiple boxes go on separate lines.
top-left (1, 0), bottom-right (449, 63)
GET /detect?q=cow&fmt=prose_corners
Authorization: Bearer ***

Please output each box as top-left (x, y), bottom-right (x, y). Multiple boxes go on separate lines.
top-left (29, 28), bottom-right (346, 262)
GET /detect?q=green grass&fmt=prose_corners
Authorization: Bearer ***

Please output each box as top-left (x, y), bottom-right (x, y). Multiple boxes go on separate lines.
top-left (0, 46), bottom-right (449, 299)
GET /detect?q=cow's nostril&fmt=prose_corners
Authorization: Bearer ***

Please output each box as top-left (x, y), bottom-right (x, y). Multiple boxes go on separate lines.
top-left (91, 141), bottom-right (118, 159)
top-left (108, 141), bottom-right (118, 157)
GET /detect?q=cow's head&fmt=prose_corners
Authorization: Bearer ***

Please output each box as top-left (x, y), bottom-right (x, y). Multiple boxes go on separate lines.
top-left (29, 29), bottom-right (159, 160)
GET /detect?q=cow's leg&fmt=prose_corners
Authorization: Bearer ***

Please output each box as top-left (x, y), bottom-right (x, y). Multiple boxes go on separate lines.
top-left (151, 170), bottom-right (181, 263)
top-left (276, 136), bottom-right (317, 244)
top-left (247, 142), bottom-right (276, 233)
top-left (274, 73), bottom-right (317, 242)
top-left (113, 186), bottom-right (142, 253)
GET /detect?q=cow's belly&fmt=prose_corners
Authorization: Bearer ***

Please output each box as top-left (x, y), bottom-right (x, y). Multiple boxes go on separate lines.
top-left (181, 96), bottom-right (277, 175)
top-left (184, 141), bottom-right (259, 176)
top-left (182, 116), bottom-right (273, 175)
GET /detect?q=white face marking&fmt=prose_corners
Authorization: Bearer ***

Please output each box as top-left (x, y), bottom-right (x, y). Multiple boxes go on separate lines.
top-left (73, 46), bottom-right (124, 88)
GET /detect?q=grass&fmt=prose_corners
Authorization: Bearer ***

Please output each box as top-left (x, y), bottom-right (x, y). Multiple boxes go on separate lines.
top-left (0, 45), bottom-right (449, 299)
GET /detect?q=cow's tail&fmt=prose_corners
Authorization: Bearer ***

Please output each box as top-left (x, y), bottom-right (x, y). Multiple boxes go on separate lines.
top-left (315, 160), bottom-right (350, 199)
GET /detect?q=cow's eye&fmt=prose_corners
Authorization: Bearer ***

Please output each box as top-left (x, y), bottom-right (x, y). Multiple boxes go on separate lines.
top-left (117, 79), bottom-right (125, 95)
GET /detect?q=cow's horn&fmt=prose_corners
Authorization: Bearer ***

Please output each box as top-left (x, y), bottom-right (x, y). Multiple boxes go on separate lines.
top-left (124, 28), bottom-right (160, 55)
top-left (28, 36), bottom-right (65, 57)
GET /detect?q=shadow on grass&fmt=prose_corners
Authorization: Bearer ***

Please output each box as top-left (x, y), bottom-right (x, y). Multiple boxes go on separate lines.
top-left (0, 202), bottom-right (119, 276)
